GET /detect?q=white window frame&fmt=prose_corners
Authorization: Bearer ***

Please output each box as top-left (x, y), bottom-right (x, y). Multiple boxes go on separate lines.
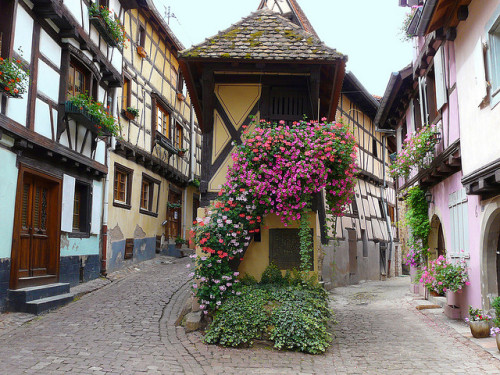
top-left (486, 6), bottom-right (500, 107)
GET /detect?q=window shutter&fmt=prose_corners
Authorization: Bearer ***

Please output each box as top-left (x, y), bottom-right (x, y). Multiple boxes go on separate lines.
top-left (473, 38), bottom-right (488, 106)
top-left (90, 180), bottom-right (102, 234)
top-left (434, 46), bottom-right (447, 110)
top-left (61, 174), bottom-right (75, 232)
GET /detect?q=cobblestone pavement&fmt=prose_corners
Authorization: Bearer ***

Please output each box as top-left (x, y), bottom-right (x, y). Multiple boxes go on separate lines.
top-left (1, 258), bottom-right (499, 374)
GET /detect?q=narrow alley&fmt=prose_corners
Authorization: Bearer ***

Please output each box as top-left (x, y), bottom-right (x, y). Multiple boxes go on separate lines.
top-left (0, 256), bottom-right (498, 375)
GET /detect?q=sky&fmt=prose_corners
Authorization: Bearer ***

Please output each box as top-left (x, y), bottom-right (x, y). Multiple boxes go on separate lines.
top-left (152, 0), bottom-right (414, 97)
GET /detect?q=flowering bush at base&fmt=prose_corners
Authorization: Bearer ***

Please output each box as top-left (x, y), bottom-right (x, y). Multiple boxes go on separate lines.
top-left (191, 118), bottom-right (357, 313)
top-left (403, 241), bottom-right (428, 268)
top-left (420, 256), bottom-right (469, 295)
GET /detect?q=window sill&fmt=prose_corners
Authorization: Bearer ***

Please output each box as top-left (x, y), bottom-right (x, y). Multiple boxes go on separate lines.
top-left (113, 201), bottom-right (131, 210)
top-left (139, 208), bottom-right (158, 218)
top-left (68, 232), bottom-right (91, 239)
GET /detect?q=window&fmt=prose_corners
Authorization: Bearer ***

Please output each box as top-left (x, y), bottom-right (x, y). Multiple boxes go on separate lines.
top-left (177, 72), bottom-right (185, 94)
top-left (138, 26), bottom-right (146, 48)
top-left (448, 188), bottom-right (469, 257)
top-left (157, 104), bottom-right (170, 138)
top-left (67, 61), bottom-right (87, 98)
top-left (0, 0), bottom-right (15, 59)
top-left (72, 181), bottom-right (91, 234)
top-left (175, 122), bottom-right (183, 149)
top-left (113, 164), bottom-right (133, 209)
top-left (372, 138), bottom-right (378, 158)
top-left (122, 77), bottom-right (131, 110)
top-left (139, 173), bottom-right (160, 216)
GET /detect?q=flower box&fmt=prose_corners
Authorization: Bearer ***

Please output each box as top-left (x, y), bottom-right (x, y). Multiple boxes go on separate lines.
top-left (136, 46), bottom-right (147, 58)
top-left (90, 16), bottom-right (120, 48)
top-left (65, 101), bottom-right (112, 136)
top-left (0, 81), bottom-right (21, 98)
top-left (123, 109), bottom-right (136, 121)
top-left (155, 133), bottom-right (177, 154)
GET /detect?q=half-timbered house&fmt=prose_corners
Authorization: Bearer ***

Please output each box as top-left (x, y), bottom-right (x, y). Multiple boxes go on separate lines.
top-left (0, 0), bottom-right (125, 312)
top-left (105, 0), bottom-right (201, 272)
top-left (180, 0), bottom-right (398, 286)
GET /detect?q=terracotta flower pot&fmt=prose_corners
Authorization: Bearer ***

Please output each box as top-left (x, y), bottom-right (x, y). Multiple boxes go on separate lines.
top-left (124, 110), bottom-right (136, 121)
top-left (469, 321), bottom-right (490, 338)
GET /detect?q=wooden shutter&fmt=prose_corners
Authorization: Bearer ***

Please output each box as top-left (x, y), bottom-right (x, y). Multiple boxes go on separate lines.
top-left (473, 38), bottom-right (488, 107)
top-left (90, 180), bottom-right (102, 234)
top-left (61, 174), bottom-right (75, 232)
top-left (448, 188), bottom-right (469, 256)
top-left (434, 46), bottom-right (447, 110)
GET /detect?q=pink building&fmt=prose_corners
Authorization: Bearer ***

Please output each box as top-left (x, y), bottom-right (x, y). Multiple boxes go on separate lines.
top-left (376, 0), bottom-right (500, 317)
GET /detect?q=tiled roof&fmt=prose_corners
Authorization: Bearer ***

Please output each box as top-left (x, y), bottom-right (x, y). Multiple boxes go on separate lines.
top-left (180, 9), bottom-right (345, 62)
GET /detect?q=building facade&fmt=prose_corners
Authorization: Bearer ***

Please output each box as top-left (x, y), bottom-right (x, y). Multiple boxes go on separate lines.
top-left (105, 1), bottom-right (201, 273)
top-left (379, 0), bottom-right (500, 316)
top-left (0, 0), bottom-right (125, 311)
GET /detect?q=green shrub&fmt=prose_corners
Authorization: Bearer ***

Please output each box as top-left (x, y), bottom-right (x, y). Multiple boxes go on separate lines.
top-left (203, 287), bottom-right (268, 347)
top-left (203, 284), bottom-right (332, 354)
top-left (492, 296), bottom-right (500, 327)
top-left (239, 273), bottom-right (258, 286)
top-left (260, 263), bottom-right (284, 285)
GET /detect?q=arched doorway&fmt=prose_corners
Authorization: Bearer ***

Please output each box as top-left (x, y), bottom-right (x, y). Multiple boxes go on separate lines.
top-left (481, 206), bottom-right (500, 309)
top-left (429, 215), bottom-right (446, 260)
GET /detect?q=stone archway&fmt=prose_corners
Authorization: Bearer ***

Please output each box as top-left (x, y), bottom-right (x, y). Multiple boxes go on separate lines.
top-left (429, 214), bottom-right (446, 261)
top-left (480, 204), bottom-right (500, 309)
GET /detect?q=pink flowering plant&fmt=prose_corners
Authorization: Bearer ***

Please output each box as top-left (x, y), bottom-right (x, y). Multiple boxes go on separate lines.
top-left (403, 242), bottom-right (428, 268)
top-left (389, 124), bottom-right (440, 179)
top-left (465, 307), bottom-right (493, 323)
top-left (420, 255), bottom-right (469, 295)
top-left (190, 118), bottom-right (357, 313)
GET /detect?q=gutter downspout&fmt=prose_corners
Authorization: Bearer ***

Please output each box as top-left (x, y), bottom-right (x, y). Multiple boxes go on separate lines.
top-left (376, 128), bottom-right (396, 277)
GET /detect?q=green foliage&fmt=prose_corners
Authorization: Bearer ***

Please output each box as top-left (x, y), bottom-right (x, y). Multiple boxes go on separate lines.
top-left (299, 211), bottom-right (313, 272)
top-left (204, 285), bottom-right (332, 354)
top-left (492, 297), bottom-right (500, 327)
top-left (260, 263), bottom-right (284, 285)
top-left (204, 287), bottom-right (269, 347)
top-left (239, 273), bottom-right (258, 286)
top-left (405, 186), bottom-right (430, 243)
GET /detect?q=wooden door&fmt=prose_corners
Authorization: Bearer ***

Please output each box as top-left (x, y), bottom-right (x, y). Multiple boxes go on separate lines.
top-left (11, 167), bottom-right (61, 289)
top-left (166, 190), bottom-right (182, 239)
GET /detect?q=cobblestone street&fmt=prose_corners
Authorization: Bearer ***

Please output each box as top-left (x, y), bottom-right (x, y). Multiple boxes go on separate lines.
top-left (1, 256), bottom-right (499, 374)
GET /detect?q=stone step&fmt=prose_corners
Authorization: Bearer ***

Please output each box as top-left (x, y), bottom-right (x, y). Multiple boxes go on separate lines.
top-left (8, 283), bottom-right (71, 303)
top-left (180, 248), bottom-right (195, 257)
top-left (25, 293), bottom-right (75, 315)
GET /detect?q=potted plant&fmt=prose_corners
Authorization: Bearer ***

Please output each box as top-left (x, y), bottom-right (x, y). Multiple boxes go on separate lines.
top-left (175, 236), bottom-right (185, 249)
top-left (177, 148), bottom-right (187, 157)
top-left (491, 327), bottom-right (500, 351)
top-left (0, 52), bottom-right (29, 98)
top-left (465, 307), bottom-right (492, 338)
top-left (88, 4), bottom-right (128, 49)
top-left (491, 297), bottom-right (500, 351)
top-left (124, 106), bottom-right (139, 120)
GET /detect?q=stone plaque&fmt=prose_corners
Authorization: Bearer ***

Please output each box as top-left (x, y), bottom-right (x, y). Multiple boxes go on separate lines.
top-left (269, 228), bottom-right (314, 270)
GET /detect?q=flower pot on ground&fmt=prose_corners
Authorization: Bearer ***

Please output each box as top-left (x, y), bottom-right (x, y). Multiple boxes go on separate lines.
top-left (492, 327), bottom-right (500, 351)
top-left (175, 236), bottom-right (185, 249)
top-left (466, 307), bottom-right (493, 338)
top-left (470, 321), bottom-right (491, 338)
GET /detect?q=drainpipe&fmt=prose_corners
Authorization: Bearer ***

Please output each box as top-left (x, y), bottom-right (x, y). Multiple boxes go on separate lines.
top-left (189, 105), bottom-right (196, 181)
top-left (376, 128), bottom-right (396, 277)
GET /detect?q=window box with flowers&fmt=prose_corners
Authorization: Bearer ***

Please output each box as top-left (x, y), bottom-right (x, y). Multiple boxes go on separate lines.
top-left (123, 106), bottom-right (139, 120)
top-left (389, 124), bottom-right (441, 179)
top-left (0, 54), bottom-right (29, 98)
top-left (66, 93), bottom-right (119, 137)
top-left (89, 4), bottom-right (127, 49)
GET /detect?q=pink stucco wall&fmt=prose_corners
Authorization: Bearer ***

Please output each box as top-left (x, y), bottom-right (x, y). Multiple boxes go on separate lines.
top-left (429, 172), bottom-right (482, 310)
